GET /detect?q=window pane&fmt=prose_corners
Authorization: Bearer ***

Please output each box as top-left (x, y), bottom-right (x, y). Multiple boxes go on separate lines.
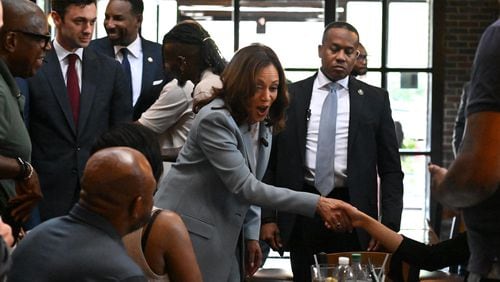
top-left (177, 1), bottom-right (234, 60)
top-left (96, 0), bottom-right (109, 39)
top-left (158, 1), bottom-right (179, 42)
top-left (388, 1), bottom-right (431, 68)
top-left (344, 1), bottom-right (383, 69)
top-left (285, 71), bottom-right (317, 84)
top-left (399, 155), bottom-right (430, 242)
top-left (239, 1), bottom-right (324, 69)
top-left (355, 71), bottom-right (381, 88)
top-left (387, 72), bottom-right (430, 151)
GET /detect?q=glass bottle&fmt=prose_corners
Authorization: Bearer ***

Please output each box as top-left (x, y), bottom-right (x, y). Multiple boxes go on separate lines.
top-left (351, 253), bottom-right (370, 282)
top-left (336, 256), bottom-right (354, 282)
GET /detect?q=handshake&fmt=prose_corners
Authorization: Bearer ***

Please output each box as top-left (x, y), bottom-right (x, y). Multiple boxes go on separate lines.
top-left (315, 196), bottom-right (355, 233)
top-left (261, 197), bottom-right (370, 252)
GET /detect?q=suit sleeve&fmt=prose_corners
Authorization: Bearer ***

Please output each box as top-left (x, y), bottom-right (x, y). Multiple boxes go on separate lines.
top-left (391, 232), bottom-right (469, 271)
top-left (377, 90), bottom-right (404, 231)
top-left (243, 205), bottom-right (261, 240)
top-left (109, 61), bottom-right (133, 126)
top-left (196, 111), bottom-right (319, 217)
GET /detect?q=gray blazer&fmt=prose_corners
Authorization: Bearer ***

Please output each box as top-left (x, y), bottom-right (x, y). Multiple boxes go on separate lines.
top-left (154, 98), bottom-right (319, 282)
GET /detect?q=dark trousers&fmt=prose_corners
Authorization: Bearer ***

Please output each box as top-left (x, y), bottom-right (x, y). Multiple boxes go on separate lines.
top-left (289, 184), bottom-right (362, 282)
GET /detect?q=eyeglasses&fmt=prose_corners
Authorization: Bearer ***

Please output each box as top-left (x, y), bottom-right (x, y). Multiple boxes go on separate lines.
top-left (357, 54), bottom-right (368, 61)
top-left (9, 30), bottom-right (51, 49)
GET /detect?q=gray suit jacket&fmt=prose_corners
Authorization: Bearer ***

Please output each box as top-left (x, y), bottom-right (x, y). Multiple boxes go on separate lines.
top-left (154, 98), bottom-right (319, 282)
top-left (28, 47), bottom-right (132, 221)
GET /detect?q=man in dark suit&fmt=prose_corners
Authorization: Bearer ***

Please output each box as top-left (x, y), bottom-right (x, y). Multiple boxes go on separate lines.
top-left (261, 22), bottom-right (404, 282)
top-left (88, 0), bottom-right (168, 120)
top-left (27, 0), bottom-right (132, 221)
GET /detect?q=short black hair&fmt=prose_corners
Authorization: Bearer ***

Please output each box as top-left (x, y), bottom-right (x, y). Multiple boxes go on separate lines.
top-left (91, 123), bottom-right (163, 182)
top-left (322, 21), bottom-right (360, 44)
top-left (51, 0), bottom-right (96, 19)
top-left (120, 0), bottom-right (143, 15)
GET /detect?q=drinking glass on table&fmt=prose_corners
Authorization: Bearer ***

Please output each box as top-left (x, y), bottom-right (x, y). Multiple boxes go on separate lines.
top-left (311, 264), bottom-right (338, 282)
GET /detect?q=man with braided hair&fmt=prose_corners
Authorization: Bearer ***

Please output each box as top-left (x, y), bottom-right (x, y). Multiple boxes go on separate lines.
top-left (138, 20), bottom-right (226, 162)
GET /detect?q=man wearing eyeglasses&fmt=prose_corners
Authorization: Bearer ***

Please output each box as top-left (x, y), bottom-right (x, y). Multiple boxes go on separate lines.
top-left (352, 42), bottom-right (368, 77)
top-left (0, 0), bottom-right (48, 236)
top-left (26, 0), bottom-right (132, 222)
top-left (261, 21), bottom-right (404, 282)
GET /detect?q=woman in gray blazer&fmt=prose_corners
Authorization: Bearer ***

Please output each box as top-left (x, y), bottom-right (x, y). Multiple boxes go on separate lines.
top-left (154, 44), bottom-right (351, 282)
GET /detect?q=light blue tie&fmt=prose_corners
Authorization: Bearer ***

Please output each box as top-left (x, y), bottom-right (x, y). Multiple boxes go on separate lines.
top-left (315, 82), bottom-right (339, 196)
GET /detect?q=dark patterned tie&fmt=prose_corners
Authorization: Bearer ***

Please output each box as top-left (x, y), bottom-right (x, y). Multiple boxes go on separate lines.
top-left (66, 53), bottom-right (80, 126)
top-left (120, 48), bottom-right (132, 93)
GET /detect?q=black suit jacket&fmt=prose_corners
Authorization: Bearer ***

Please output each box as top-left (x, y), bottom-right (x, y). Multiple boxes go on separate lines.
top-left (88, 36), bottom-right (170, 120)
top-left (263, 74), bottom-right (404, 249)
top-left (28, 47), bottom-right (132, 220)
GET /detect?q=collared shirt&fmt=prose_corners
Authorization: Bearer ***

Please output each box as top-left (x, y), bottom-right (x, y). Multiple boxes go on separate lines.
top-left (305, 70), bottom-right (350, 188)
top-left (114, 36), bottom-right (143, 106)
top-left (8, 203), bottom-right (146, 281)
top-left (53, 39), bottom-right (84, 92)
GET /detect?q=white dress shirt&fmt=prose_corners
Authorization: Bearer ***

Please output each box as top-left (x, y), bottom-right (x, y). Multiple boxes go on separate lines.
top-left (114, 36), bottom-right (143, 106)
top-left (305, 70), bottom-right (350, 188)
top-left (53, 40), bottom-right (84, 92)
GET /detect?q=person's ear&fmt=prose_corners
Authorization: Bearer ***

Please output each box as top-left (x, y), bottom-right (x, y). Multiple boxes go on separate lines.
top-left (51, 11), bottom-right (62, 27)
top-left (3, 32), bottom-right (18, 52)
top-left (130, 195), bottom-right (144, 219)
top-left (136, 14), bottom-right (143, 26)
top-left (318, 44), bottom-right (323, 58)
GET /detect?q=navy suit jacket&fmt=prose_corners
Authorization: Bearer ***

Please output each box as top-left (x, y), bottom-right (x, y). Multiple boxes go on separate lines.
top-left (89, 36), bottom-right (170, 120)
top-left (27, 47), bottom-right (132, 221)
top-left (263, 74), bottom-right (404, 250)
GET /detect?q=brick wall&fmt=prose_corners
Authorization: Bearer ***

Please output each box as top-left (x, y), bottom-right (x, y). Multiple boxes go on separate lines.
top-left (440, 0), bottom-right (498, 166)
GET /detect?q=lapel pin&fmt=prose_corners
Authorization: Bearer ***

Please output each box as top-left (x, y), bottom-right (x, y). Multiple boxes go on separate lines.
top-left (147, 57), bottom-right (153, 62)
top-left (357, 89), bottom-right (364, 95)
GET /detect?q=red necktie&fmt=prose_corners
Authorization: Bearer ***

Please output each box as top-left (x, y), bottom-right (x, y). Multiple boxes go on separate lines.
top-left (66, 53), bottom-right (80, 126)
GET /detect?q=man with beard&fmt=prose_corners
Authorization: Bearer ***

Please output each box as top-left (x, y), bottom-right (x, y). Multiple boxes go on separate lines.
top-left (8, 147), bottom-right (155, 281)
top-left (89, 0), bottom-right (169, 120)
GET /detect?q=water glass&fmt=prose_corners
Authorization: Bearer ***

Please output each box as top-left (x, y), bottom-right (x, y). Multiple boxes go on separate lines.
top-left (311, 264), bottom-right (338, 282)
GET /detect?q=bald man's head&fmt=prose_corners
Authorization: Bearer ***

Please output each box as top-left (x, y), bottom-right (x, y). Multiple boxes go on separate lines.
top-left (80, 147), bottom-right (156, 235)
top-left (2, 0), bottom-right (46, 33)
top-left (0, 0), bottom-right (50, 77)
